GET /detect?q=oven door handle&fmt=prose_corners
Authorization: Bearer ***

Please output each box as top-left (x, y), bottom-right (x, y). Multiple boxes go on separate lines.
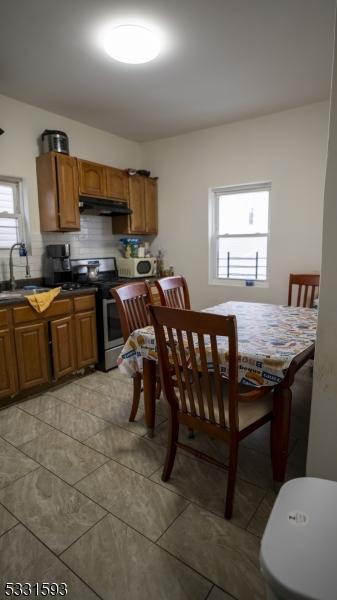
top-left (102, 298), bottom-right (113, 349)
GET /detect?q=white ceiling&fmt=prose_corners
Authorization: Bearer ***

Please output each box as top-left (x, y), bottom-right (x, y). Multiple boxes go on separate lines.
top-left (0, 0), bottom-right (335, 142)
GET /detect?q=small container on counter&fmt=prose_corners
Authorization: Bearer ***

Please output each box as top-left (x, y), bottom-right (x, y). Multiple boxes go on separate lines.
top-left (137, 243), bottom-right (145, 258)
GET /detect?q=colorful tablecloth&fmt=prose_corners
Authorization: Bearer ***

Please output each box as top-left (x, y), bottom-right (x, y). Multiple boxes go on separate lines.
top-left (117, 301), bottom-right (317, 387)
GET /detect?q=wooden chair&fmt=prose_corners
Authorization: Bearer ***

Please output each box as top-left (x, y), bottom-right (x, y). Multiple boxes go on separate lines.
top-left (148, 304), bottom-right (274, 519)
top-left (153, 275), bottom-right (191, 309)
top-left (288, 274), bottom-right (320, 308)
top-left (111, 282), bottom-right (160, 422)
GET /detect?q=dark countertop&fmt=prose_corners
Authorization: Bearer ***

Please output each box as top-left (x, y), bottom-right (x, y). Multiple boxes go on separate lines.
top-left (0, 286), bottom-right (97, 307)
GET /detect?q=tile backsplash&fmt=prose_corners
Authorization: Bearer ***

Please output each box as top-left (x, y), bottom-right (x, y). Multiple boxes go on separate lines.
top-left (0, 215), bottom-right (125, 282)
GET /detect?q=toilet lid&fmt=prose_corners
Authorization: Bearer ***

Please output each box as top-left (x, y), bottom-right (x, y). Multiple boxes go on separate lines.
top-left (260, 477), bottom-right (337, 600)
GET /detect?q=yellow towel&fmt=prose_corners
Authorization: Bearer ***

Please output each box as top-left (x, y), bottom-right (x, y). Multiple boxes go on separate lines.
top-left (25, 287), bottom-right (61, 313)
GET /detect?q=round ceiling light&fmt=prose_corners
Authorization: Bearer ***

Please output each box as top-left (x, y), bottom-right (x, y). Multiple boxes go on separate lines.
top-left (104, 24), bottom-right (160, 64)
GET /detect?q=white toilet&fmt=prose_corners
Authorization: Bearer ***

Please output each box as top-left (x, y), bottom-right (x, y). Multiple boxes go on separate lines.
top-left (260, 477), bottom-right (337, 600)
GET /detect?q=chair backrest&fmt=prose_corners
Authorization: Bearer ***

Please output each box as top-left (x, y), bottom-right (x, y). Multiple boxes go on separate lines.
top-left (111, 281), bottom-right (151, 341)
top-left (149, 304), bottom-right (240, 431)
top-left (154, 276), bottom-right (191, 309)
top-left (288, 274), bottom-right (320, 308)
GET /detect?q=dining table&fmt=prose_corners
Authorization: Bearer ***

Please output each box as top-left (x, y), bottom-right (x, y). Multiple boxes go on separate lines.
top-left (117, 301), bottom-right (317, 484)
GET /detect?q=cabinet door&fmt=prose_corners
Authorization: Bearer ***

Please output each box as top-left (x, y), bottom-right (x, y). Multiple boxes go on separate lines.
top-left (56, 154), bottom-right (80, 230)
top-left (129, 175), bottom-right (146, 233)
top-left (51, 316), bottom-right (76, 380)
top-left (14, 323), bottom-right (50, 391)
top-left (78, 160), bottom-right (107, 197)
top-left (74, 311), bottom-right (98, 368)
top-left (0, 329), bottom-right (18, 399)
top-left (145, 178), bottom-right (158, 234)
top-left (106, 167), bottom-right (129, 201)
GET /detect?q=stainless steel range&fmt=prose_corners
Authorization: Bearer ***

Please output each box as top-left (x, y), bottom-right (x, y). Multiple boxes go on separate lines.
top-left (70, 257), bottom-right (129, 371)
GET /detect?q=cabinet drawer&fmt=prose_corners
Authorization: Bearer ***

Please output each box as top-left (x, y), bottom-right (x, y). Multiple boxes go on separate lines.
top-left (0, 309), bottom-right (9, 328)
top-left (74, 295), bottom-right (95, 313)
top-left (13, 299), bottom-right (72, 324)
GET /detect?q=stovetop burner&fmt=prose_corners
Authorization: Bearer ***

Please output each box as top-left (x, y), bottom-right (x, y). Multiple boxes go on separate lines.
top-left (60, 282), bottom-right (82, 291)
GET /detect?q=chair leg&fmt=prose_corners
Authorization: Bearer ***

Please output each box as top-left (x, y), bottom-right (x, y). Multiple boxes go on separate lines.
top-left (156, 379), bottom-right (162, 399)
top-left (162, 414), bottom-right (179, 482)
top-left (225, 438), bottom-right (239, 520)
top-left (129, 373), bottom-right (142, 422)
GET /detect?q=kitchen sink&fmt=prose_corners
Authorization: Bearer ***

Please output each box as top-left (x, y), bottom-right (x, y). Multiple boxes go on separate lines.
top-left (0, 287), bottom-right (51, 300)
top-left (0, 291), bottom-right (23, 299)
top-left (19, 287), bottom-right (51, 294)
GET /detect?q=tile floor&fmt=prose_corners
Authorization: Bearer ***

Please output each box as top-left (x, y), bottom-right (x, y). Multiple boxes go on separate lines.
top-left (0, 364), bottom-right (312, 600)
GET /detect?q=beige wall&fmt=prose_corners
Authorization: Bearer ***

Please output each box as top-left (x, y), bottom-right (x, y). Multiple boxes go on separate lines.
top-left (0, 94), bottom-right (141, 280)
top-left (142, 102), bottom-right (329, 309)
top-left (307, 16), bottom-right (337, 480)
top-left (0, 94), bottom-right (329, 299)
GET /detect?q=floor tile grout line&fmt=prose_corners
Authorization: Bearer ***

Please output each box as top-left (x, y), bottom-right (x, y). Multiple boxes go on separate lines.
top-left (63, 480), bottom-right (174, 546)
top-left (141, 429), bottom-right (278, 493)
top-left (155, 501), bottom-right (191, 544)
top-left (154, 534), bottom-right (238, 596)
top-left (0, 460), bottom-right (41, 493)
top-left (0, 519), bottom-right (19, 540)
top-left (157, 528), bottom-right (261, 591)
top-left (80, 416), bottom-right (168, 445)
top-left (1, 428), bottom-right (271, 538)
top-left (2, 403), bottom-right (110, 449)
top-left (17, 400), bottom-right (111, 442)
top-left (244, 489), bottom-right (269, 536)
top-left (44, 387), bottom-right (168, 439)
top-left (3, 500), bottom-right (230, 597)
top-left (12, 440), bottom-right (111, 489)
top-left (16, 388), bottom-right (119, 432)
top-left (32, 387), bottom-right (135, 426)
top-left (143, 465), bottom-right (268, 531)
top-left (1, 411), bottom-right (287, 538)
top-left (57, 511), bottom-right (108, 556)
top-left (204, 585), bottom-right (215, 600)
top-left (17, 422), bottom-right (115, 467)
top-left (0, 417), bottom-right (114, 484)
top-left (66, 449), bottom-right (264, 541)
top-left (0, 522), bottom-right (105, 600)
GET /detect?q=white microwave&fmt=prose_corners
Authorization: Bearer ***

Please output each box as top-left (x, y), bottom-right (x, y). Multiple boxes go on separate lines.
top-left (116, 256), bottom-right (157, 278)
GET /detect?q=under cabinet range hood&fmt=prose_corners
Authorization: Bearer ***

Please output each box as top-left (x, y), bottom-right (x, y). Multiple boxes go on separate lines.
top-left (79, 196), bottom-right (132, 217)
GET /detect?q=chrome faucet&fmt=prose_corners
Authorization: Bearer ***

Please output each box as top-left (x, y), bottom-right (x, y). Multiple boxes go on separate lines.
top-left (9, 242), bottom-right (31, 290)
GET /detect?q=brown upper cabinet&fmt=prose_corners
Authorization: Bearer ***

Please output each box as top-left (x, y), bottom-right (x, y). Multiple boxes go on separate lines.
top-left (144, 177), bottom-right (158, 234)
top-left (112, 175), bottom-right (158, 235)
top-left (106, 166), bottom-right (129, 201)
top-left (78, 159), bottom-right (107, 197)
top-left (36, 152), bottom-right (157, 235)
top-left (36, 152), bottom-right (80, 232)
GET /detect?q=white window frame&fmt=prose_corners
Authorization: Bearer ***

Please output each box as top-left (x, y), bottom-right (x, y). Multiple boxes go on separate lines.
top-left (0, 176), bottom-right (27, 250)
top-left (208, 181), bottom-right (271, 287)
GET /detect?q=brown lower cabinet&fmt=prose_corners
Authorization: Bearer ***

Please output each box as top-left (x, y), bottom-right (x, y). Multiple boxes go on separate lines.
top-left (0, 328), bottom-right (18, 398)
top-left (14, 322), bottom-right (50, 390)
top-left (0, 293), bottom-right (98, 402)
top-left (50, 316), bottom-right (76, 379)
top-left (74, 311), bottom-right (98, 368)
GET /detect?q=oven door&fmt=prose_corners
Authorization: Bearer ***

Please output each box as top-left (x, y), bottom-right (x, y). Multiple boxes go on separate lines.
top-left (102, 298), bottom-right (124, 350)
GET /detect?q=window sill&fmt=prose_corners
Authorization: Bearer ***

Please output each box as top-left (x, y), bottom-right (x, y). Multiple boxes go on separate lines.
top-left (208, 278), bottom-right (269, 288)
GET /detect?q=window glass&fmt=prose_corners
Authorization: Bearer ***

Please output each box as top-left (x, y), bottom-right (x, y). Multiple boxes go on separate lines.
top-left (210, 184), bottom-right (270, 282)
top-left (218, 190), bottom-right (269, 235)
top-left (217, 236), bottom-right (268, 280)
top-left (0, 180), bottom-right (24, 248)
top-left (0, 184), bottom-right (15, 214)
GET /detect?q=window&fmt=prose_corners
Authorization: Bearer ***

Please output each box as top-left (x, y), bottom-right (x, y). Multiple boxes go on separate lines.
top-left (0, 178), bottom-right (25, 249)
top-left (209, 182), bottom-right (270, 283)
